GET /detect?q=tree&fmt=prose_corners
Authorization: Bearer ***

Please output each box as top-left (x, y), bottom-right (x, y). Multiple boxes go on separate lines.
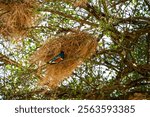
top-left (0, 0), bottom-right (150, 100)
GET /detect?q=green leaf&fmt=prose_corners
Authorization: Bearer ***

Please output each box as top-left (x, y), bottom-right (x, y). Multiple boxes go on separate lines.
top-left (132, 0), bottom-right (137, 4)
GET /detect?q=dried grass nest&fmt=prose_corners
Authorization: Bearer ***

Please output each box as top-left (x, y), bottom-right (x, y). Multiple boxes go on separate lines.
top-left (0, 0), bottom-right (38, 39)
top-left (30, 30), bottom-right (98, 88)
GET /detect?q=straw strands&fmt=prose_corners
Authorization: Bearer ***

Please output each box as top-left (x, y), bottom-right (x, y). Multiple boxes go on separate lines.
top-left (62, 0), bottom-right (88, 7)
top-left (0, 0), bottom-right (38, 39)
top-left (30, 30), bottom-right (98, 88)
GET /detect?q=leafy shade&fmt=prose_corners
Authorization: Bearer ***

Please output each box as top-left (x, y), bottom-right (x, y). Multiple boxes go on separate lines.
top-left (0, 0), bottom-right (150, 100)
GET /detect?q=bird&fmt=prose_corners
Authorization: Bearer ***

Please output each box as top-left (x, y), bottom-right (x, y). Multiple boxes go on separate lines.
top-left (48, 51), bottom-right (64, 64)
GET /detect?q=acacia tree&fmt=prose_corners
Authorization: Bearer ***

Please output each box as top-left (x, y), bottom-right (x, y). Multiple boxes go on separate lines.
top-left (0, 0), bottom-right (150, 99)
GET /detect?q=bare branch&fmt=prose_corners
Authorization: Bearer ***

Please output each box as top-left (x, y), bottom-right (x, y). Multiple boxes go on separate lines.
top-left (41, 8), bottom-right (99, 27)
top-left (0, 53), bottom-right (21, 67)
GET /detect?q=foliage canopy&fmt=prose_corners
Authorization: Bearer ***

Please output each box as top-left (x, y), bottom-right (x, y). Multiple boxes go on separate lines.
top-left (0, 0), bottom-right (150, 100)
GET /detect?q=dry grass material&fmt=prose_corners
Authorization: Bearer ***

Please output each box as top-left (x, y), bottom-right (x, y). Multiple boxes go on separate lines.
top-left (30, 30), bottom-right (97, 88)
top-left (63, 0), bottom-right (88, 7)
top-left (74, 0), bottom-right (88, 7)
top-left (128, 93), bottom-right (149, 100)
top-left (0, 0), bottom-right (38, 39)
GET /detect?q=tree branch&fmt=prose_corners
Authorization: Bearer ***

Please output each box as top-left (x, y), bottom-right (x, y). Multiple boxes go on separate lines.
top-left (144, 0), bottom-right (150, 10)
top-left (0, 53), bottom-right (21, 67)
top-left (114, 17), bottom-right (150, 25)
top-left (41, 8), bottom-right (99, 27)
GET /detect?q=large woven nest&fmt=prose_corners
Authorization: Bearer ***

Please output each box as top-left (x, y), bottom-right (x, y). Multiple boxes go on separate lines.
top-left (0, 0), bottom-right (38, 39)
top-left (30, 30), bottom-right (98, 88)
